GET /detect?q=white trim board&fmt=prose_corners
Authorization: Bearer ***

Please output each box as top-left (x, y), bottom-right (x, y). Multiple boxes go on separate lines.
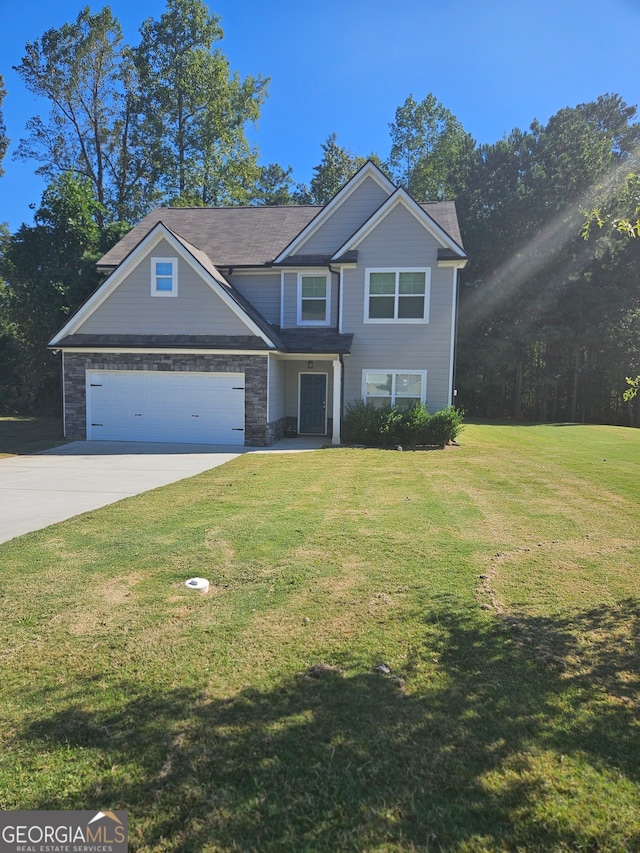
top-left (56, 347), bottom-right (271, 356)
top-left (50, 222), bottom-right (277, 348)
top-left (273, 161), bottom-right (395, 263)
top-left (332, 189), bottom-right (466, 260)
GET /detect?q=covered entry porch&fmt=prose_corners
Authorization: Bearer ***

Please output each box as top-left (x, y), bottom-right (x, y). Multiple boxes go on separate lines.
top-left (271, 356), bottom-right (344, 445)
top-left (267, 329), bottom-right (353, 446)
top-left (273, 355), bottom-right (343, 445)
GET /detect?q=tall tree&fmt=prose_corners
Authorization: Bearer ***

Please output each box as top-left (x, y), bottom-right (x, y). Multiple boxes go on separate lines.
top-left (0, 224), bottom-right (24, 413)
top-left (298, 134), bottom-right (380, 205)
top-left (0, 174), bottom-right (108, 412)
top-left (584, 171), bottom-right (640, 240)
top-left (455, 95), bottom-right (640, 424)
top-left (387, 93), bottom-right (474, 200)
top-left (0, 75), bottom-right (8, 177)
top-left (133, 0), bottom-right (268, 206)
top-left (253, 163), bottom-right (297, 206)
top-left (12, 6), bottom-right (149, 223)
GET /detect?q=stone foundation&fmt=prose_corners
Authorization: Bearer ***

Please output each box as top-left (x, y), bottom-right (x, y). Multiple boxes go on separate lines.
top-left (265, 416), bottom-right (288, 445)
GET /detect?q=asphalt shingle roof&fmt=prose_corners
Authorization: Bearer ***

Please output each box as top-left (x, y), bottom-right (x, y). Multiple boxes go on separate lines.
top-left (419, 201), bottom-right (464, 250)
top-left (99, 206), bottom-right (323, 269)
top-left (53, 331), bottom-right (354, 355)
top-left (53, 333), bottom-right (272, 350)
top-left (98, 200), bottom-right (464, 270)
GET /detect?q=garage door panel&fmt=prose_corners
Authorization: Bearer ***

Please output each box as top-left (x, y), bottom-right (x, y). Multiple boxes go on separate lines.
top-left (87, 370), bottom-right (245, 444)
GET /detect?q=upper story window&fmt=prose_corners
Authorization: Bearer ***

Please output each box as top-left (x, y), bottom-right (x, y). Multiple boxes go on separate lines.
top-left (297, 273), bottom-right (330, 325)
top-left (365, 268), bottom-right (430, 323)
top-left (151, 257), bottom-right (178, 297)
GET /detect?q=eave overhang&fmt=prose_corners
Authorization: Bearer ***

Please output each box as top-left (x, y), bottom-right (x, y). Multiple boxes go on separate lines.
top-left (49, 222), bottom-right (280, 350)
top-left (331, 188), bottom-right (467, 261)
top-left (273, 161), bottom-right (395, 264)
top-left (50, 329), bottom-right (354, 357)
top-left (437, 248), bottom-right (469, 268)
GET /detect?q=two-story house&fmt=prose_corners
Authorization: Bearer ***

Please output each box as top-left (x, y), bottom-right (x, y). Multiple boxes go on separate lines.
top-left (49, 161), bottom-right (467, 446)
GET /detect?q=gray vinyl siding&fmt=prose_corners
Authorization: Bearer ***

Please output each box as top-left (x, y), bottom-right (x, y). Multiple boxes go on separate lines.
top-left (78, 239), bottom-right (251, 336)
top-left (341, 204), bottom-right (456, 413)
top-left (291, 176), bottom-right (389, 257)
top-left (281, 272), bottom-right (297, 328)
top-left (231, 272), bottom-right (281, 325)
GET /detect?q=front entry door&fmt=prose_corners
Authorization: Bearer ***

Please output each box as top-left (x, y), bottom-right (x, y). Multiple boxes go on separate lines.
top-left (299, 373), bottom-right (327, 434)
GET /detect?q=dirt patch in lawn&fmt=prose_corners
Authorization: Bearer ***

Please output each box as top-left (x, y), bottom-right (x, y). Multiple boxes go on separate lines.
top-left (66, 570), bottom-right (146, 635)
top-left (478, 537), bottom-right (640, 701)
top-left (480, 536), bottom-right (639, 615)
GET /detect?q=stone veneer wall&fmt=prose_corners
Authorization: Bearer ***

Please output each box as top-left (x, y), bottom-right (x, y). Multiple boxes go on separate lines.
top-left (63, 352), bottom-right (275, 445)
top-left (266, 416), bottom-right (287, 444)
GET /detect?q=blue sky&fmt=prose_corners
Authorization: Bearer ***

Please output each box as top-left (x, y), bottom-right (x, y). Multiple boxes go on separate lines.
top-left (1, 0), bottom-right (639, 232)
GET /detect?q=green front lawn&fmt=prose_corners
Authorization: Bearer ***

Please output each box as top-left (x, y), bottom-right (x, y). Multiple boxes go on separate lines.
top-left (0, 416), bottom-right (65, 457)
top-left (0, 424), bottom-right (638, 851)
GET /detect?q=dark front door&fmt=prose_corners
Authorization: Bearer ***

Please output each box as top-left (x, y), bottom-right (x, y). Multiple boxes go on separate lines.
top-left (299, 373), bottom-right (327, 434)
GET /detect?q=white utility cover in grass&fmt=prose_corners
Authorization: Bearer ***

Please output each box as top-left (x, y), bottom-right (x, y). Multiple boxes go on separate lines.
top-left (86, 369), bottom-right (245, 444)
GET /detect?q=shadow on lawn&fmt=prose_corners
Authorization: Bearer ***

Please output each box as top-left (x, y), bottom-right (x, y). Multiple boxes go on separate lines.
top-left (20, 599), bottom-right (640, 852)
top-left (0, 417), bottom-right (65, 456)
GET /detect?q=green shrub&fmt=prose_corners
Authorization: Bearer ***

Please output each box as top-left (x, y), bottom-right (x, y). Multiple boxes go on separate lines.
top-left (343, 400), bottom-right (464, 447)
top-left (423, 406), bottom-right (464, 446)
top-left (397, 402), bottom-right (432, 446)
top-left (343, 400), bottom-right (403, 446)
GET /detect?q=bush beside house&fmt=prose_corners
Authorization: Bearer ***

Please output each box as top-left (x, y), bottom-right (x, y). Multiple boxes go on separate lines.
top-left (343, 401), bottom-right (463, 448)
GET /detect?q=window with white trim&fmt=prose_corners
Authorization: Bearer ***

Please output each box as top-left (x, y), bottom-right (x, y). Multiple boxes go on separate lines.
top-left (297, 273), bottom-right (330, 325)
top-left (151, 257), bottom-right (178, 297)
top-left (362, 370), bottom-right (427, 412)
top-left (365, 268), bottom-right (430, 322)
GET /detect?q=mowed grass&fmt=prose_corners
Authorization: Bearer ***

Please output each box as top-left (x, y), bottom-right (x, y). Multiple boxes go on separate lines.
top-left (0, 423), bottom-right (638, 851)
top-left (0, 416), bottom-right (66, 457)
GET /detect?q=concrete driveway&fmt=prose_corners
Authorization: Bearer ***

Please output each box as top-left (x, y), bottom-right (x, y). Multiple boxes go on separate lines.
top-left (0, 437), bottom-right (325, 544)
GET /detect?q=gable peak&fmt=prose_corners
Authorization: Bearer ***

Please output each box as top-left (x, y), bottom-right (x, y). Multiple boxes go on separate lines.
top-left (273, 161), bottom-right (396, 264)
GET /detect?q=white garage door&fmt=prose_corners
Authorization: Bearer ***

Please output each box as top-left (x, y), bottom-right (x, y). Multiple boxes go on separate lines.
top-left (86, 370), bottom-right (245, 444)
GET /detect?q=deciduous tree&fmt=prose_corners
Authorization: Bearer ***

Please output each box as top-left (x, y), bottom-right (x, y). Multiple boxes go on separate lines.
top-left (12, 6), bottom-right (149, 223)
top-left (133, 0), bottom-right (268, 206)
top-left (455, 95), bottom-right (640, 424)
top-left (0, 75), bottom-right (8, 178)
top-left (299, 134), bottom-right (380, 205)
top-left (0, 174), bottom-right (110, 411)
top-left (387, 93), bottom-right (474, 200)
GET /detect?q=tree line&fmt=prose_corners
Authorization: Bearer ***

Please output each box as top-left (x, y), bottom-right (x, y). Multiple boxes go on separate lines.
top-left (0, 0), bottom-right (639, 425)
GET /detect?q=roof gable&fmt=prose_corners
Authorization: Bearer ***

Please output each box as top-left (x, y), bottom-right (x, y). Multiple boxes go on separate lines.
top-left (50, 222), bottom-right (279, 348)
top-left (94, 165), bottom-right (465, 273)
top-left (273, 161), bottom-right (396, 263)
top-left (331, 188), bottom-right (468, 262)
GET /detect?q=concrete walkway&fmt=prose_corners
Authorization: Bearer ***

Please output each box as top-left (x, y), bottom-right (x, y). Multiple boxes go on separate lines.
top-left (0, 437), bottom-right (327, 544)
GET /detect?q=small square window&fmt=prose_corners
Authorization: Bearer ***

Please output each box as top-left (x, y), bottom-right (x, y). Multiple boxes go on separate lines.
top-left (151, 257), bottom-right (178, 297)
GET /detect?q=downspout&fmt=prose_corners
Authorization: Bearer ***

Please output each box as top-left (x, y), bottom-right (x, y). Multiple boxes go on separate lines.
top-left (329, 264), bottom-right (341, 333)
top-left (450, 267), bottom-right (461, 408)
top-left (61, 350), bottom-right (66, 438)
top-left (330, 265), bottom-right (344, 444)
